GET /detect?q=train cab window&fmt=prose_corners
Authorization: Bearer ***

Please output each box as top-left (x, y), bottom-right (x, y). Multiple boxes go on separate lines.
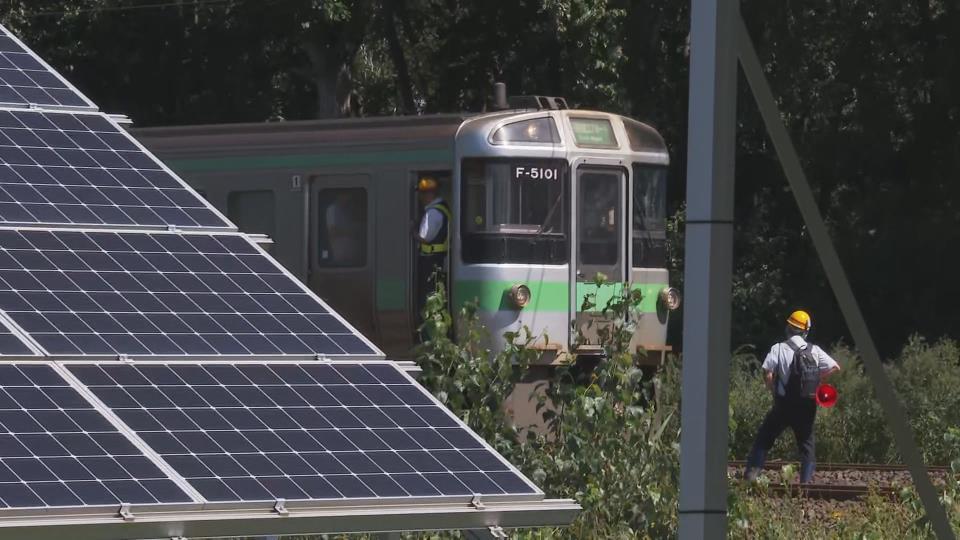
top-left (490, 117), bottom-right (561, 145)
top-left (227, 190), bottom-right (275, 237)
top-left (461, 158), bottom-right (568, 264)
top-left (632, 164), bottom-right (667, 268)
top-left (317, 188), bottom-right (367, 267)
top-left (623, 117), bottom-right (668, 154)
top-left (578, 171), bottom-right (621, 267)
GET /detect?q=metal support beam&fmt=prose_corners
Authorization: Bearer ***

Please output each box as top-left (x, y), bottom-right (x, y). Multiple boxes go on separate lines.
top-left (735, 17), bottom-right (955, 540)
top-left (0, 497), bottom-right (579, 540)
top-left (678, 0), bottom-right (739, 537)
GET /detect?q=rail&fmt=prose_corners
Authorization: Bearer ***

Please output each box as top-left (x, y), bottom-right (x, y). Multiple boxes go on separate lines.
top-left (728, 461), bottom-right (954, 501)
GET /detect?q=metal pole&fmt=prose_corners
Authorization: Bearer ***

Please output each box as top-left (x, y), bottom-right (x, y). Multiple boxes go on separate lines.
top-left (678, 0), bottom-right (739, 537)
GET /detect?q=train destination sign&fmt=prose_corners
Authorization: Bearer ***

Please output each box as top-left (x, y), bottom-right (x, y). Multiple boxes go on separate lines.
top-left (512, 164), bottom-right (562, 181)
top-left (570, 117), bottom-right (618, 148)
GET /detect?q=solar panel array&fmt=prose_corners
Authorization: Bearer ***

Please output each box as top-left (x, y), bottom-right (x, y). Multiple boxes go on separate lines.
top-left (0, 229), bottom-right (376, 356)
top-left (0, 24), bottom-right (384, 359)
top-left (0, 363), bottom-right (191, 507)
top-left (0, 109), bottom-right (229, 228)
top-left (0, 360), bottom-right (541, 509)
top-left (0, 23), bottom-right (551, 529)
top-left (0, 27), bottom-right (96, 110)
top-left (70, 362), bottom-right (537, 502)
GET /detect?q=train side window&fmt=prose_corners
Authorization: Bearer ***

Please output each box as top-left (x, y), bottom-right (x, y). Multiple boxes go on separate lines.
top-left (632, 164), bottom-right (667, 268)
top-left (317, 188), bottom-right (367, 267)
top-left (227, 190), bottom-right (275, 237)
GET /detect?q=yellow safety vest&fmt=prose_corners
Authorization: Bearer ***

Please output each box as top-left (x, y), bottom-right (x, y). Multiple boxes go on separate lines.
top-left (420, 201), bottom-right (451, 255)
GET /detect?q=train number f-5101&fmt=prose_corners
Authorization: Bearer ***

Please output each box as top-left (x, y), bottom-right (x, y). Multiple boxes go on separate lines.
top-left (512, 165), bottom-right (560, 181)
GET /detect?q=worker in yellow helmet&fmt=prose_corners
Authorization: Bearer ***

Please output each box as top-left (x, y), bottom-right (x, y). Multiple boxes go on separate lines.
top-left (414, 176), bottom-right (450, 324)
top-left (744, 310), bottom-right (841, 484)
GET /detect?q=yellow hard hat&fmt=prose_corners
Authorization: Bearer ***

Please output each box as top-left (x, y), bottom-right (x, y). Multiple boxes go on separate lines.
top-left (786, 310), bottom-right (812, 332)
top-left (416, 177), bottom-right (438, 192)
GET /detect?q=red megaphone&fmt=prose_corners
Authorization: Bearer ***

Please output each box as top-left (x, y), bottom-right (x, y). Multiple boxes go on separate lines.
top-left (815, 383), bottom-right (838, 407)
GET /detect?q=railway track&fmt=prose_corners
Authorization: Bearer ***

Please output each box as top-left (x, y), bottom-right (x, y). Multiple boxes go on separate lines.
top-left (728, 461), bottom-right (952, 501)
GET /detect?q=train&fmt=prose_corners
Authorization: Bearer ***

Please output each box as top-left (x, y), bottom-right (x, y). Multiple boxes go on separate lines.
top-left (132, 97), bottom-right (679, 369)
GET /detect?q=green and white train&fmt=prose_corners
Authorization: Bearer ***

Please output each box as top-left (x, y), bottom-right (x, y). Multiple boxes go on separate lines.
top-left (133, 99), bottom-right (679, 365)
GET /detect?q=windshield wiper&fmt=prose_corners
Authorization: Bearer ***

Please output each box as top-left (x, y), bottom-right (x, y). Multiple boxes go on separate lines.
top-left (535, 193), bottom-right (564, 237)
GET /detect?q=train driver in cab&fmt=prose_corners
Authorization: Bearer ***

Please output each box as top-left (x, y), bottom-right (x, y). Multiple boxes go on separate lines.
top-left (415, 176), bottom-right (450, 320)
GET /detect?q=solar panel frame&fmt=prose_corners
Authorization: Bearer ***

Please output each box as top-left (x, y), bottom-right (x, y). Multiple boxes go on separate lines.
top-left (0, 312), bottom-right (37, 356)
top-left (0, 25), bottom-right (98, 111)
top-left (0, 228), bottom-right (382, 358)
top-left (63, 359), bottom-right (542, 504)
top-left (0, 107), bottom-right (234, 230)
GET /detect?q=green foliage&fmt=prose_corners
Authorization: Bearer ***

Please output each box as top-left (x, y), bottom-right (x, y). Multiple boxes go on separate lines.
top-left (412, 282), bottom-right (680, 538)
top-left (411, 280), bottom-right (960, 538)
top-left (729, 422), bottom-right (960, 539)
top-left (414, 281), bottom-right (538, 455)
top-left (529, 280), bottom-right (679, 537)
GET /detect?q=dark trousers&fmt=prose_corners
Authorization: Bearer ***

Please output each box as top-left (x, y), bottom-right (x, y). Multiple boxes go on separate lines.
top-left (416, 253), bottom-right (446, 321)
top-left (746, 396), bottom-right (818, 482)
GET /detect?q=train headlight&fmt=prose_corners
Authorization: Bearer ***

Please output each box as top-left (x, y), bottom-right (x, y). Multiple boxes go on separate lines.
top-left (509, 284), bottom-right (532, 308)
top-left (658, 287), bottom-right (682, 311)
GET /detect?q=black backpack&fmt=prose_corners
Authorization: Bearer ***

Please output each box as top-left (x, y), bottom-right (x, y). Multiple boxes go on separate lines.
top-left (785, 344), bottom-right (820, 400)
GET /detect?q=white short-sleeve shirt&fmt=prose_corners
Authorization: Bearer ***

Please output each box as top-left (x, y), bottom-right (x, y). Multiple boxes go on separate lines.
top-left (762, 335), bottom-right (839, 397)
top-left (418, 199), bottom-right (447, 243)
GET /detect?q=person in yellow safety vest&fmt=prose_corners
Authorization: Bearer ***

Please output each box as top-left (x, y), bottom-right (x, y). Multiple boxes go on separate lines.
top-left (415, 176), bottom-right (450, 320)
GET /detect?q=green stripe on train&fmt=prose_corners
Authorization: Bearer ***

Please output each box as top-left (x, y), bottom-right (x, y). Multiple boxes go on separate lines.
top-left (166, 148), bottom-right (452, 173)
top-left (376, 277), bottom-right (407, 310)
top-left (576, 282), bottom-right (664, 313)
top-left (452, 280), bottom-right (665, 313)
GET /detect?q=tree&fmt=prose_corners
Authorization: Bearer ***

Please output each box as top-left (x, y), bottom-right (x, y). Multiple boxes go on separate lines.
top-left (5, 0), bottom-right (960, 354)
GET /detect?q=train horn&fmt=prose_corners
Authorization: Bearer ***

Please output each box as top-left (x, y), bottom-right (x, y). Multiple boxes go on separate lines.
top-left (815, 383), bottom-right (838, 407)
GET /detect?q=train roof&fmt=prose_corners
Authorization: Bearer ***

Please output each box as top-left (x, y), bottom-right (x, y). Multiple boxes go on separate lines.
top-left (132, 113), bottom-right (469, 152)
top-left (132, 110), bottom-right (668, 164)
top-left (456, 109), bottom-right (668, 162)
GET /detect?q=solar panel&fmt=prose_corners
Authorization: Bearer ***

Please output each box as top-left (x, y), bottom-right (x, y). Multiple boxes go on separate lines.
top-left (0, 26), bottom-right (97, 110)
top-left (0, 109), bottom-right (230, 228)
top-left (0, 229), bottom-right (378, 357)
top-left (69, 361), bottom-right (539, 502)
top-left (0, 363), bottom-right (192, 507)
top-left (0, 321), bottom-right (33, 355)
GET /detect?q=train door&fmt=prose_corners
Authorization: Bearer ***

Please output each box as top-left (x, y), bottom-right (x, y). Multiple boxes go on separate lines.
top-left (571, 164), bottom-right (627, 350)
top-left (308, 175), bottom-right (376, 340)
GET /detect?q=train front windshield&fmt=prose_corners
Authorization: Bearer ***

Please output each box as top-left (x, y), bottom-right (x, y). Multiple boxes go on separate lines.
top-left (460, 158), bottom-right (570, 265)
top-left (460, 158), bottom-right (667, 269)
